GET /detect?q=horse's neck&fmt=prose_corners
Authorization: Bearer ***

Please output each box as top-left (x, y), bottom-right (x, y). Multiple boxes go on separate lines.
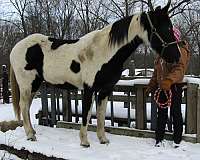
top-left (82, 15), bottom-right (143, 64)
top-left (107, 14), bottom-right (143, 62)
top-left (128, 14), bottom-right (143, 42)
top-left (119, 36), bottom-right (143, 64)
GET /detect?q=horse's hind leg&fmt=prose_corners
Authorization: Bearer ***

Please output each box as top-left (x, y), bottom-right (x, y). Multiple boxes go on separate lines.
top-left (79, 85), bottom-right (94, 147)
top-left (96, 89), bottom-right (111, 144)
top-left (20, 89), bottom-right (36, 141)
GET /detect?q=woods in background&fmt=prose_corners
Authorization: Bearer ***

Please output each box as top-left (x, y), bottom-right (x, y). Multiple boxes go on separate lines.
top-left (0, 0), bottom-right (199, 75)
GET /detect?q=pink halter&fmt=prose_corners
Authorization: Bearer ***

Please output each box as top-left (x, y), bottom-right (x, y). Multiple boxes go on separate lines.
top-left (173, 27), bottom-right (181, 42)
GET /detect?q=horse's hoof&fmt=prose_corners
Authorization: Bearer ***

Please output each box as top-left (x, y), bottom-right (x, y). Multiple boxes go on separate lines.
top-left (81, 144), bottom-right (90, 148)
top-left (32, 129), bottom-right (36, 134)
top-left (27, 134), bottom-right (37, 141)
top-left (100, 138), bottom-right (110, 144)
top-left (80, 142), bottom-right (90, 148)
top-left (98, 135), bottom-right (110, 144)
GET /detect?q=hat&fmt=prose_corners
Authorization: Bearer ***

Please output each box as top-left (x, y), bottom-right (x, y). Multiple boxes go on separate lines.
top-left (173, 27), bottom-right (181, 42)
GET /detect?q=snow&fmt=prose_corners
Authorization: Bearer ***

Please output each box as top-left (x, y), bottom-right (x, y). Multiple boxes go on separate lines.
top-left (0, 77), bottom-right (200, 159)
top-left (117, 79), bottom-right (150, 85)
top-left (0, 100), bottom-right (200, 160)
top-left (0, 150), bottom-right (21, 160)
top-left (0, 99), bottom-right (41, 125)
top-left (1, 126), bottom-right (200, 160)
top-left (184, 76), bottom-right (200, 87)
top-left (117, 76), bottom-right (200, 87)
top-left (122, 69), bottom-right (154, 77)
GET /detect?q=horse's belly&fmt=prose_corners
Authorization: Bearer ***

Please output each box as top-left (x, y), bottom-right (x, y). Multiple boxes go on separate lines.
top-left (43, 67), bottom-right (83, 89)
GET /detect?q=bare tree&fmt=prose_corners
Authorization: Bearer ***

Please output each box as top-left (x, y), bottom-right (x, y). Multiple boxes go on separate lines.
top-left (72, 0), bottom-right (109, 35)
top-left (10, 0), bottom-right (30, 37)
top-left (53, 0), bottom-right (75, 39)
top-left (0, 0), bottom-right (199, 75)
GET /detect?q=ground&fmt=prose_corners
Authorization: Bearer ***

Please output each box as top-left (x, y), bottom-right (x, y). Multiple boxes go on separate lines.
top-left (0, 99), bottom-right (200, 160)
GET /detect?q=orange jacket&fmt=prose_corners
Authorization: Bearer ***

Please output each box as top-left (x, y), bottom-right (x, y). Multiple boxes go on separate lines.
top-left (148, 41), bottom-right (190, 88)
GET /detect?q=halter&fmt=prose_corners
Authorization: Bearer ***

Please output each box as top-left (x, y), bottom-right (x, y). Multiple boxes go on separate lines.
top-left (146, 13), bottom-right (181, 57)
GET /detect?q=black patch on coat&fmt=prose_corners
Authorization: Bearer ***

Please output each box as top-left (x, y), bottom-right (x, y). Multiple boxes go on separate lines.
top-left (31, 75), bottom-right (43, 93)
top-left (48, 37), bottom-right (79, 50)
top-left (97, 88), bottom-right (113, 106)
top-left (109, 15), bottom-right (133, 46)
top-left (53, 82), bottom-right (78, 90)
top-left (24, 44), bottom-right (44, 93)
top-left (82, 83), bottom-right (94, 126)
top-left (25, 44), bottom-right (44, 78)
top-left (70, 60), bottom-right (80, 73)
top-left (93, 36), bottom-right (143, 92)
top-left (140, 12), bottom-right (149, 34)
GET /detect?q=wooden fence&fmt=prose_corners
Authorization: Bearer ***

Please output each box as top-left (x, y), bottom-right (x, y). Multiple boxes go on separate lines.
top-left (0, 65), bottom-right (10, 103)
top-left (36, 79), bottom-right (200, 143)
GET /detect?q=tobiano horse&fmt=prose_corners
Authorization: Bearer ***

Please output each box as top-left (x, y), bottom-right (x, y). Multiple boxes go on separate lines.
top-left (10, 0), bottom-right (180, 147)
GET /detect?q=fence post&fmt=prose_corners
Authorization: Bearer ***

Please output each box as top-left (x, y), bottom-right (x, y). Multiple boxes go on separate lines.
top-left (2, 65), bottom-right (9, 104)
top-left (128, 60), bottom-right (135, 77)
top-left (110, 92), bottom-right (114, 126)
top-left (127, 91), bottom-right (131, 127)
top-left (197, 87), bottom-right (200, 143)
top-left (62, 90), bottom-right (72, 122)
top-left (186, 83), bottom-right (198, 134)
top-left (135, 84), bottom-right (146, 129)
top-left (50, 86), bottom-right (56, 126)
top-left (40, 82), bottom-right (49, 126)
top-left (56, 88), bottom-right (61, 121)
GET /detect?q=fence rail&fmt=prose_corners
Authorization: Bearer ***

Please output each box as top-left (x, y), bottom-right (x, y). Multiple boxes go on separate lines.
top-left (1, 64), bottom-right (199, 143)
top-left (36, 79), bottom-right (200, 143)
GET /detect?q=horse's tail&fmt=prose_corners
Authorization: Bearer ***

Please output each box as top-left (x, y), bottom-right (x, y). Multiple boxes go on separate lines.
top-left (10, 65), bottom-right (21, 121)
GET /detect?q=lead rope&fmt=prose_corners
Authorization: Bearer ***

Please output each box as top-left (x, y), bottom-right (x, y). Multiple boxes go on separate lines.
top-left (154, 88), bottom-right (172, 108)
top-left (154, 58), bottom-right (172, 108)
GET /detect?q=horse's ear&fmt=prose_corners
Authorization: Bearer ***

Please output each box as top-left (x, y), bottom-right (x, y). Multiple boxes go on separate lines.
top-left (162, 0), bottom-right (171, 13)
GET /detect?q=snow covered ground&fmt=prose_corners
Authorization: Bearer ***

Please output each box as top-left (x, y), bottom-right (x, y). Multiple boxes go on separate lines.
top-left (0, 99), bottom-right (200, 160)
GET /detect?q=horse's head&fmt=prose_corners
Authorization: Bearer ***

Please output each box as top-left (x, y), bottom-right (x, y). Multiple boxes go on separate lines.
top-left (141, 0), bottom-right (180, 63)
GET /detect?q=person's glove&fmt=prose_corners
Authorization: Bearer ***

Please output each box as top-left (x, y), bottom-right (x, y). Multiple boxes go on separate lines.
top-left (160, 79), bottom-right (173, 91)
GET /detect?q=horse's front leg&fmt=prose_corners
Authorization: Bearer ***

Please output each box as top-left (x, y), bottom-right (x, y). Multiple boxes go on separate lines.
top-left (80, 85), bottom-right (94, 147)
top-left (96, 89), bottom-right (112, 144)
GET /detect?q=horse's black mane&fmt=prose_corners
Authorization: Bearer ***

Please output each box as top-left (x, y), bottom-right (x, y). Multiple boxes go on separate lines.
top-left (109, 15), bottom-right (133, 46)
top-left (140, 12), bottom-right (149, 31)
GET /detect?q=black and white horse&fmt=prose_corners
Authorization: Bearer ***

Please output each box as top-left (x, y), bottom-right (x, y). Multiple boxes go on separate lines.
top-left (10, 0), bottom-right (180, 147)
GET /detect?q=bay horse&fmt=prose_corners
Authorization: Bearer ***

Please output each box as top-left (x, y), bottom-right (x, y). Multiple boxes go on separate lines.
top-left (10, 0), bottom-right (180, 147)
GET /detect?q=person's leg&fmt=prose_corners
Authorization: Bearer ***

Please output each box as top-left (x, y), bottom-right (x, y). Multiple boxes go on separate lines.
top-left (155, 107), bottom-right (168, 144)
top-left (171, 85), bottom-right (183, 144)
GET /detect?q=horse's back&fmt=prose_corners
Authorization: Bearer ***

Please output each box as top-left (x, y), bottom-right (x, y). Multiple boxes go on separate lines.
top-left (10, 33), bottom-right (48, 62)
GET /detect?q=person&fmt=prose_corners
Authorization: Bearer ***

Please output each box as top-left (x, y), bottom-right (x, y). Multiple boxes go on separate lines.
top-left (146, 27), bottom-right (190, 148)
